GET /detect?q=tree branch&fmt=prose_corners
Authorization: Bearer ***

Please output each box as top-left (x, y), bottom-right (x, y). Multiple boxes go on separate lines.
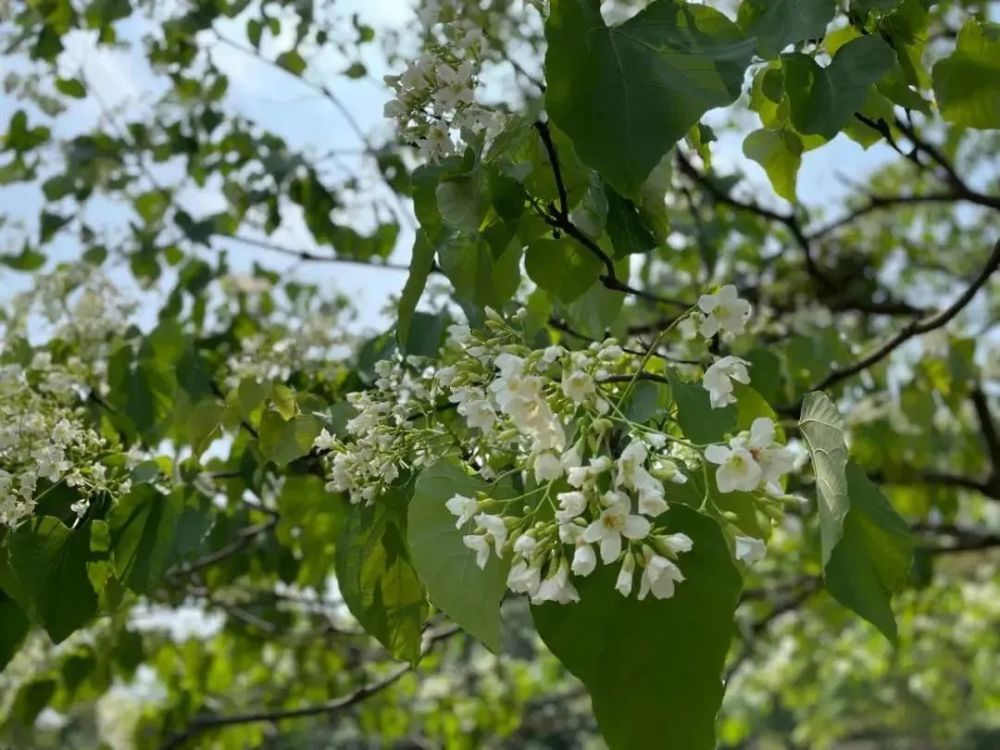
top-left (807, 239), bottom-right (1000, 396)
top-left (160, 626), bottom-right (461, 749)
top-left (533, 120), bottom-right (692, 309)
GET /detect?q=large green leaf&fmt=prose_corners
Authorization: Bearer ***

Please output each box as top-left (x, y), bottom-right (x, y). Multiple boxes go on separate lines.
top-left (605, 186), bottom-right (657, 258)
top-left (667, 371), bottom-right (737, 444)
top-left (545, 0), bottom-right (753, 197)
top-left (826, 462), bottom-right (914, 644)
top-left (798, 391), bottom-right (850, 565)
top-left (110, 486), bottom-right (184, 594)
top-left (336, 485), bottom-right (429, 664)
top-left (742, 127), bottom-right (803, 202)
top-left (437, 233), bottom-right (522, 320)
top-left (932, 19), bottom-right (1000, 130)
top-left (397, 230), bottom-right (436, 349)
top-left (532, 505), bottom-right (741, 750)
top-left (737, 0), bottom-right (835, 58)
top-left (258, 410), bottom-right (323, 467)
top-left (408, 461), bottom-right (509, 652)
top-left (783, 35), bottom-right (896, 139)
top-left (525, 237), bottom-right (603, 303)
top-left (6, 517), bottom-right (97, 643)
top-left (0, 594), bottom-right (30, 670)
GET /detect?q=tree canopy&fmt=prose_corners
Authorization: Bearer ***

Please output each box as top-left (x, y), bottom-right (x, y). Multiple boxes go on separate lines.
top-left (1, 0), bottom-right (999, 748)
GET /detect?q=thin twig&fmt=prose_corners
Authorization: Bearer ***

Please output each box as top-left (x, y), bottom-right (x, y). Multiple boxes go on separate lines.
top-left (533, 120), bottom-right (692, 309)
top-left (160, 626), bottom-right (461, 749)
top-left (807, 239), bottom-right (1000, 396)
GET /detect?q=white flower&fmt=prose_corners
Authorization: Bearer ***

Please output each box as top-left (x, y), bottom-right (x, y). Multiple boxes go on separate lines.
top-left (657, 533), bottom-right (694, 556)
top-left (705, 444), bottom-right (762, 493)
top-left (571, 543), bottom-right (597, 577)
top-left (533, 452), bottom-right (563, 482)
top-left (435, 366), bottom-right (457, 387)
top-left (561, 369), bottom-right (595, 404)
top-left (445, 494), bottom-right (478, 528)
top-left (454, 389), bottom-right (497, 432)
top-left (735, 535), bottom-right (767, 564)
top-left (313, 428), bottom-right (336, 451)
top-left (583, 497), bottom-right (651, 563)
top-left (615, 554), bottom-right (635, 597)
top-left (533, 559), bottom-right (579, 604)
top-left (702, 356), bottom-right (751, 409)
top-left (463, 534), bottom-right (491, 569)
top-left (555, 490), bottom-right (587, 522)
top-left (507, 560), bottom-right (541, 596)
top-left (417, 121), bottom-right (454, 161)
top-left (560, 441), bottom-right (583, 471)
top-left (698, 285), bottom-right (751, 338)
top-left (513, 533), bottom-right (537, 558)
top-left (638, 549), bottom-right (685, 600)
top-left (746, 417), bottom-right (796, 486)
top-left (474, 512), bottom-right (507, 555)
top-left (542, 345), bottom-right (565, 363)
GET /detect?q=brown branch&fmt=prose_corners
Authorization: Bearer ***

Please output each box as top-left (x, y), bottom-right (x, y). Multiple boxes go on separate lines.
top-left (676, 150), bottom-right (832, 290)
top-left (807, 192), bottom-right (966, 241)
top-left (971, 387), bottom-right (1000, 485)
top-left (160, 626), bottom-right (461, 749)
top-left (894, 117), bottom-right (1000, 212)
top-left (166, 514), bottom-right (278, 581)
top-left (221, 233), bottom-right (415, 271)
top-left (807, 239), bottom-right (1000, 396)
top-left (533, 120), bottom-right (692, 309)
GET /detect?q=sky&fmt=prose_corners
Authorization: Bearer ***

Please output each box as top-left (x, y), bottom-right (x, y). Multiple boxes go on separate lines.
top-left (0, 0), bottom-right (899, 334)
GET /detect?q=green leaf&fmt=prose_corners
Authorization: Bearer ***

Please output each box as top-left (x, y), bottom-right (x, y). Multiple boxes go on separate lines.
top-left (408, 461), bottom-right (509, 652)
top-left (258, 410), bottom-right (322, 467)
top-left (667, 371), bottom-right (736, 444)
top-left (55, 77), bottom-right (87, 98)
top-left (110, 486), bottom-right (184, 594)
top-left (624, 379), bottom-right (668, 423)
top-left (742, 127), bottom-right (803, 202)
top-left (7, 517), bottom-right (98, 643)
top-left (782, 35), bottom-right (896, 139)
top-left (532, 505), bottom-right (741, 750)
top-left (397, 231), bottom-right (437, 349)
top-left (565, 263), bottom-right (627, 338)
top-left (545, 0), bottom-right (754, 197)
top-left (336, 484), bottom-right (429, 663)
top-left (0, 594), bottom-right (30, 670)
top-left (737, 0), bottom-right (835, 58)
top-left (437, 234), bottom-right (522, 320)
top-left (277, 475), bottom-right (346, 588)
top-left (798, 391), bottom-right (850, 566)
top-left (134, 190), bottom-right (170, 224)
top-left (277, 49), bottom-right (307, 75)
top-left (605, 186), bottom-right (656, 258)
top-left (0, 244), bottom-right (46, 271)
top-left (436, 175), bottom-right (484, 234)
top-left (825, 463), bottom-right (914, 644)
top-left (525, 237), bottom-right (603, 303)
top-left (932, 19), bottom-right (1000, 130)
top-left (39, 210), bottom-right (71, 243)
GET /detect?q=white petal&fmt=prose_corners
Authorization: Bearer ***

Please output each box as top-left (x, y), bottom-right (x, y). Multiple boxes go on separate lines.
top-left (704, 444), bottom-right (731, 465)
top-left (600, 533), bottom-right (622, 564)
top-left (622, 515), bottom-right (651, 540)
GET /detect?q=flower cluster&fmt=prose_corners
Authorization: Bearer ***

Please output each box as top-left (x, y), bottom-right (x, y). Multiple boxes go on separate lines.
top-left (383, 0), bottom-right (500, 160)
top-left (317, 308), bottom-right (796, 604)
top-left (0, 357), bottom-right (133, 528)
